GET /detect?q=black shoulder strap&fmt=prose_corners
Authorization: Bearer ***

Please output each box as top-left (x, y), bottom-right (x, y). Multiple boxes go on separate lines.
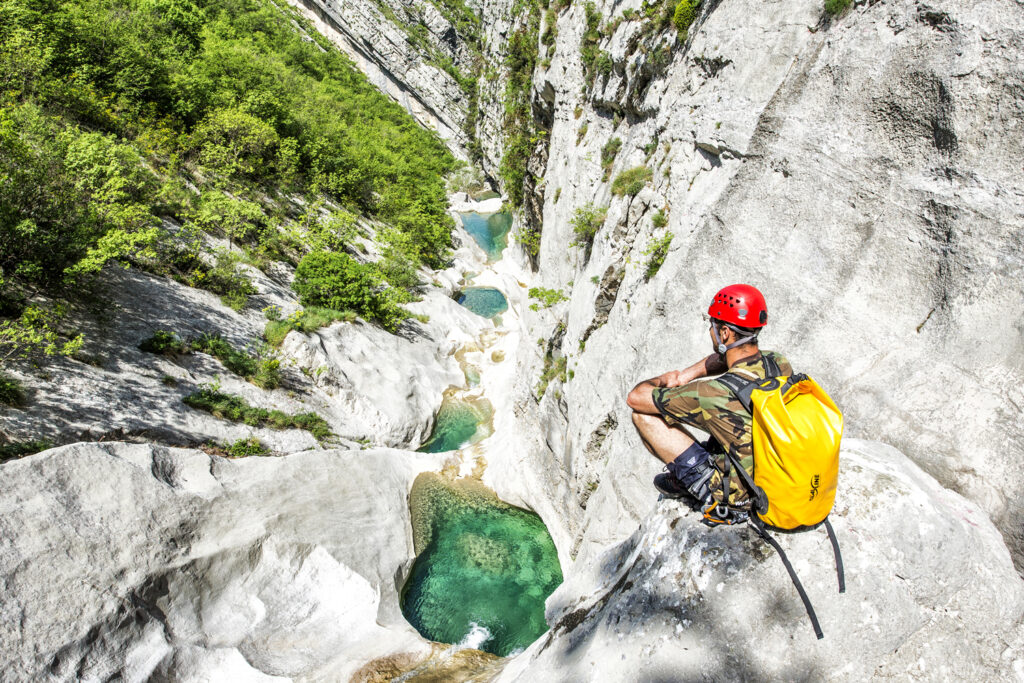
top-left (717, 373), bottom-right (755, 413)
top-left (750, 518), bottom-right (824, 640)
top-left (762, 353), bottom-right (781, 379)
top-left (824, 517), bottom-right (845, 594)
top-left (726, 451), bottom-right (769, 514)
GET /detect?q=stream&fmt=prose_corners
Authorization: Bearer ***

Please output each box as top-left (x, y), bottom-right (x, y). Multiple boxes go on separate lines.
top-left (398, 203), bottom-right (563, 662)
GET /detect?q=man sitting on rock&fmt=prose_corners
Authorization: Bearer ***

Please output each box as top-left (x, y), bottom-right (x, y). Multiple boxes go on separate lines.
top-left (625, 284), bottom-right (791, 509)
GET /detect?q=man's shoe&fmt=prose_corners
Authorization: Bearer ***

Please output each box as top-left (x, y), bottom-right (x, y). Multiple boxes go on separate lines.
top-left (653, 471), bottom-right (691, 498)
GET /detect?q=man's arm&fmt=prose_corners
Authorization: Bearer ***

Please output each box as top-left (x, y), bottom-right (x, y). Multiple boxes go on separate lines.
top-left (626, 354), bottom-right (726, 414)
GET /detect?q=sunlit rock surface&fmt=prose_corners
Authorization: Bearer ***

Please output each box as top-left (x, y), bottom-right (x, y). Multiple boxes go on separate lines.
top-left (0, 443), bottom-right (448, 681)
top-left (497, 440), bottom-right (1024, 681)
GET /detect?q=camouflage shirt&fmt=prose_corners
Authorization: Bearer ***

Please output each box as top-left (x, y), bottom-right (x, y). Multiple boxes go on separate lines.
top-left (651, 351), bottom-right (792, 506)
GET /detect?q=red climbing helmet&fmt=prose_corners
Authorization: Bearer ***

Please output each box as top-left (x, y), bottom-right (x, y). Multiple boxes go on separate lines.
top-left (707, 284), bottom-right (768, 328)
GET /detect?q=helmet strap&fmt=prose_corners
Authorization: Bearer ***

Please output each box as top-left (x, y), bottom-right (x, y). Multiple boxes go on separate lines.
top-left (712, 322), bottom-right (758, 356)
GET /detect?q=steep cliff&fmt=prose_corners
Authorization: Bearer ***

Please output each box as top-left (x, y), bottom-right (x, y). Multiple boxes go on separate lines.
top-left (504, 0), bottom-right (1024, 574)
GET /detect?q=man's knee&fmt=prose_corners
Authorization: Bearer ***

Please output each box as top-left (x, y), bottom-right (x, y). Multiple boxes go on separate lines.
top-left (631, 411), bottom-right (662, 432)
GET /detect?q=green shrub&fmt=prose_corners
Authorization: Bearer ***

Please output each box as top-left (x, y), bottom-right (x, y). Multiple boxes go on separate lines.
top-left (595, 51), bottom-right (614, 77)
top-left (0, 373), bottom-right (26, 407)
top-left (674, 0), bottom-right (701, 37)
top-left (191, 333), bottom-right (258, 378)
top-left (193, 251), bottom-right (256, 311)
top-left (580, 1), bottom-right (604, 87)
top-left (139, 330), bottom-right (189, 355)
top-left (576, 122), bottom-right (589, 145)
top-left (651, 208), bottom-right (668, 228)
top-left (293, 251), bottom-right (405, 332)
top-left (570, 203), bottom-right (608, 248)
top-left (183, 385), bottom-right (333, 441)
top-left (536, 355), bottom-right (567, 399)
top-left (264, 306), bottom-right (356, 347)
top-left (0, 304), bottom-right (84, 364)
top-left (601, 137), bottom-right (623, 180)
top-left (0, 439), bottom-right (52, 463)
top-left (643, 232), bottom-right (674, 280)
top-left (611, 166), bottom-right (654, 197)
top-left (225, 437), bottom-right (269, 458)
top-left (528, 287), bottom-right (569, 310)
top-left (824, 0), bottom-right (852, 15)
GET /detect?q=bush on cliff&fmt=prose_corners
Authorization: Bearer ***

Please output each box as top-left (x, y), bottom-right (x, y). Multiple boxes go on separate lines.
top-left (611, 166), bottom-right (654, 197)
top-left (673, 0), bottom-right (701, 38)
top-left (292, 252), bottom-right (405, 332)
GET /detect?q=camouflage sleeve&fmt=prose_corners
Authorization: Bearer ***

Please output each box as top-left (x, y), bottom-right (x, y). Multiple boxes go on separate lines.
top-left (766, 350), bottom-right (793, 376)
top-left (651, 381), bottom-right (710, 429)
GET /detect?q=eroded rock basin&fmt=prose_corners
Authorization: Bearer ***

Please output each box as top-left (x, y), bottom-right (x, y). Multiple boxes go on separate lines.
top-left (456, 287), bottom-right (508, 319)
top-left (459, 211), bottom-right (512, 263)
top-left (416, 393), bottom-right (493, 454)
top-left (400, 473), bottom-right (563, 657)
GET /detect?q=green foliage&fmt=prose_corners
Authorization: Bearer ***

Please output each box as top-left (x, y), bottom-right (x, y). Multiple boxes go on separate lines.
top-left (293, 251), bottom-right (405, 332)
top-left (517, 226), bottom-right (542, 257)
top-left (139, 330), bottom-right (188, 355)
top-left (264, 306), bottom-right (357, 347)
top-left (595, 51), bottom-right (614, 77)
top-left (224, 436), bottom-right (269, 458)
top-left (184, 383), bottom-right (332, 440)
top-left (651, 207), bottom-right (667, 228)
top-left (0, 104), bottom-right (160, 289)
top-left (0, 304), bottom-right (84, 364)
top-left (528, 287), bottom-right (568, 310)
top-left (536, 355), bottom-right (567, 399)
top-left (141, 330), bottom-right (280, 389)
top-left (570, 203), bottom-right (608, 248)
top-left (203, 251), bottom-right (257, 311)
top-left (553, 187), bottom-right (562, 204)
top-left (0, 0), bottom-right (457, 299)
top-left (673, 0), bottom-right (700, 37)
top-left (191, 192), bottom-right (269, 250)
top-left (0, 439), bottom-right (53, 462)
top-left (611, 166), bottom-right (654, 197)
top-left (500, 1), bottom-right (541, 208)
top-left (576, 122), bottom-right (589, 145)
top-left (580, 1), bottom-right (604, 88)
top-left (643, 231), bottom-right (673, 280)
top-left (600, 137), bottom-right (622, 180)
top-left (824, 0), bottom-right (851, 15)
top-left (0, 372), bottom-right (26, 407)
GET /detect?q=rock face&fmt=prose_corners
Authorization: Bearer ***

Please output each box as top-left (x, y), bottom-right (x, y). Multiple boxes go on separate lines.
top-left (0, 230), bottom-right (483, 452)
top-left (0, 442), bottom-right (448, 681)
top-left (507, 0), bottom-right (1024, 573)
top-left (497, 439), bottom-right (1024, 681)
top-left (284, 0), bottom-right (474, 157)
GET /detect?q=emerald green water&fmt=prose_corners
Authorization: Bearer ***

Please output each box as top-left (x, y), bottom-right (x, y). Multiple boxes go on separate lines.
top-left (401, 474), bottom-right (564, 657)
top-left (460, 211), bottom-right (512, 262)
top-left (456, 287), bottom-right (508, 319)
top-left (417, 396), bottom-right (493, 453)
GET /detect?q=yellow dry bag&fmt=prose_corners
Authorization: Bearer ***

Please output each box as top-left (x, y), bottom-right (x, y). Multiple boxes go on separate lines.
top-left (714, 359), bottom-right (845, 639)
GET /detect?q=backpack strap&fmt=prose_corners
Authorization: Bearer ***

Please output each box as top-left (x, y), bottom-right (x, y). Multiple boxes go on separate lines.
top-left (824, 517), bottom-right (846, 594)
top-left (749, 517), bottom-right (825, 640)
top-left (726, 451), bottom-right (769, 515)
top-left (762, 353), bottom-right (781, 379)
top-left (716, 372), bottom-right (756, 413)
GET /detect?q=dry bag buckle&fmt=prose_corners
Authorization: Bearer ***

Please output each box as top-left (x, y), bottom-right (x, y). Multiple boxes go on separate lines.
top-left (701, 503), bottom-right (748, 527)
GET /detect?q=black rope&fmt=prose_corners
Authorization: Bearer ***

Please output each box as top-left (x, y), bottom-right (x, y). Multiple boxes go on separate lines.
top-left (824, 517), bottom-right (845, 594)
top-left (751, 521), bottom-right (824, 640)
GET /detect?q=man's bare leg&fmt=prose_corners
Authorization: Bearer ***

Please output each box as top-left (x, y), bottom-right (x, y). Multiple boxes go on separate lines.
top-left (631, 412), bottom-right (697, 465)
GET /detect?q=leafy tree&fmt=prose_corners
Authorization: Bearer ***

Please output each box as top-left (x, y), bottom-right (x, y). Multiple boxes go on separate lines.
top-left (293, 251), bottom-right (405, 331)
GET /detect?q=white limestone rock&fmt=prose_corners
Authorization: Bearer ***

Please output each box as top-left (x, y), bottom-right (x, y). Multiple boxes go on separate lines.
top-left (0, 442), bottom-right (447, 681)
top-left (515, 0), bottom-right (1024, 571)
top-left (497, 439), bottom-right (1024, 681)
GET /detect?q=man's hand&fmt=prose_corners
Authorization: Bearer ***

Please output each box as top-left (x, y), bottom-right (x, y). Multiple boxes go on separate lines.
top-left (626, 354), bottom-right (722, 414)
